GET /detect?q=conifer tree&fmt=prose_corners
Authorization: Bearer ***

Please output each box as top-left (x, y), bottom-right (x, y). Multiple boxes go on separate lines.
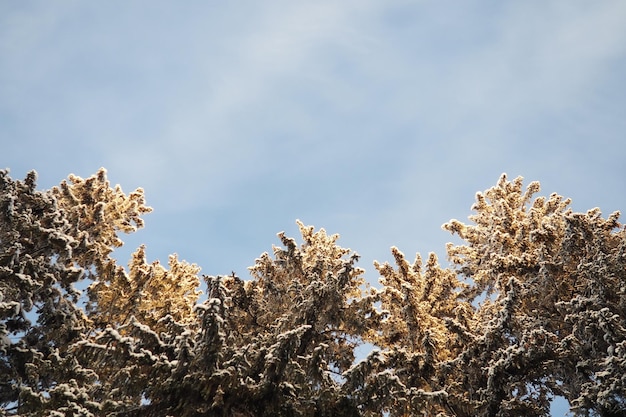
top-left (441, 174), bottom-right (626, 416)
top-left (1, 169), bottom-right (624, 416)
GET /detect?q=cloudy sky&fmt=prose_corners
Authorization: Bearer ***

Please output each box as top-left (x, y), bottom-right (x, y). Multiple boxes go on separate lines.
top-left (2, 2), bottom-right (625, 414)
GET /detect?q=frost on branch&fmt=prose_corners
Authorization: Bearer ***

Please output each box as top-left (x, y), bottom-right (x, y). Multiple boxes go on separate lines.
top-left (440, 174), bottom-right (626, 416)
top-left (345, 174), bottom-right (625, 416)
top-left (50, 167), bottom-right (152, 286)
top-left (87, 244), bottom-right (201, 331)
top-left (2, 169), bottom-right (625, 416)
top-left (356, 248), bottom-right (471, 415)
top-left (1, 169), bottom-right (99, 413)
top-left (140, 220), bottom-right (380, 416)
top-left (0, 169), bottom-right (157, 414)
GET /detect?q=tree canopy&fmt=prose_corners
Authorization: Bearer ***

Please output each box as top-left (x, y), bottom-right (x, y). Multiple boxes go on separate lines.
top-left (1, 168), bottom-right (625, 416)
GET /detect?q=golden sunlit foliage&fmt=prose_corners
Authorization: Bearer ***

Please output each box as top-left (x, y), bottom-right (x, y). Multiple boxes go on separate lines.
top-left (1, 169), bottom-right (625, 416)
top-left (52, 167), bottom-right (152, 270)
top-left (88, 245), bottom-right (201, 331)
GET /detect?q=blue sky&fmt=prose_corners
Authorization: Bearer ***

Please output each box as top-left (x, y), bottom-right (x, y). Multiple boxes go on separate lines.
top-left (2, 2), bottom-right (626, 414)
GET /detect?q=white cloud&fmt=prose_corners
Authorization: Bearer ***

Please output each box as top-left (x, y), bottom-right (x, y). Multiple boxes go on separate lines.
top-left (120, 1), bottom-right (389, 209)
top-left (441, 1), bottom-right (626, 128)
top-left (2, 1), bottom-right (625, 287)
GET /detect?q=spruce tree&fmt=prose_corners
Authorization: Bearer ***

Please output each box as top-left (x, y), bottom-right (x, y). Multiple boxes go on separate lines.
top-left (1, 169), bottom-right (624, 416)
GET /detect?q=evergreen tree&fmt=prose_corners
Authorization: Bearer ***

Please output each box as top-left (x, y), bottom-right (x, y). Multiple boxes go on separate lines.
top-left (1, 169), bottom-right (624, 416)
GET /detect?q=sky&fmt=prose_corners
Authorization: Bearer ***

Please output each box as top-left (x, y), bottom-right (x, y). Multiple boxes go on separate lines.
top-left (2, 2), bottom-right (626, 415)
